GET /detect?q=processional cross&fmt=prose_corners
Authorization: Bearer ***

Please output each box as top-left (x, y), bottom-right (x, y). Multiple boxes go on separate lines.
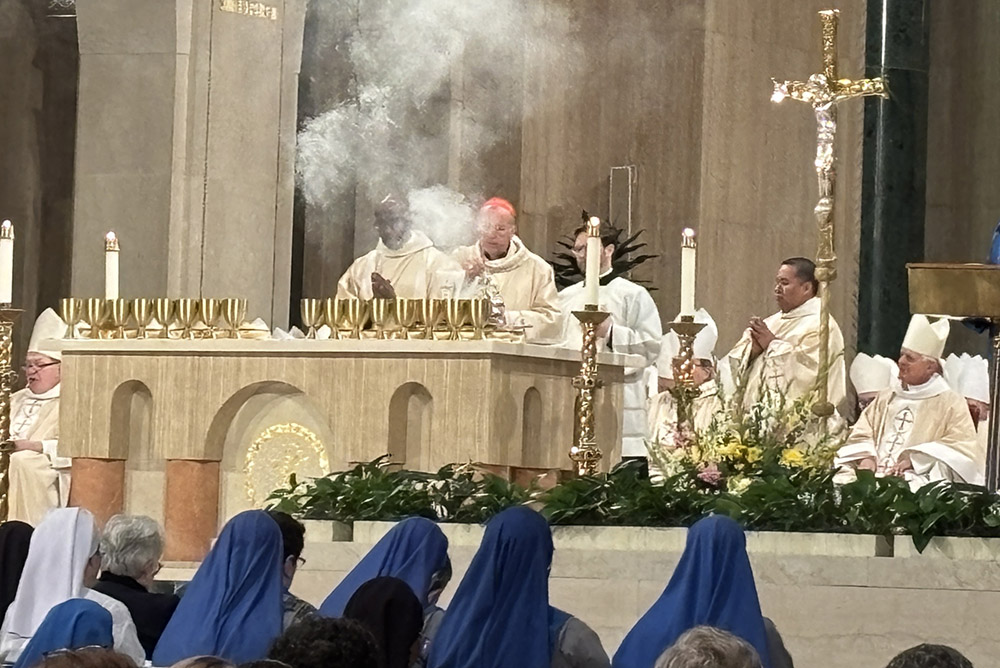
top-left (771, 9), bottom-right (888, 417)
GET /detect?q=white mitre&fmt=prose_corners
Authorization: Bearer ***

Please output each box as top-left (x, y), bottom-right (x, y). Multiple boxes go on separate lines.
top-left (901, 314), bottom-right (949, 359)
top-left (946, 353), bottom-right (990, 405)
top-left (27, 308), bottom-right (67, 361)
top-left (849, 353), bottom-right (896, 395)
top-left (658, 308), bottom-right (719, 380)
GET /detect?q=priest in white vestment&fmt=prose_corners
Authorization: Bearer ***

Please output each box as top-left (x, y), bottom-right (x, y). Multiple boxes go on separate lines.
top-left (556, 223), bottom-right (662, 460)
top-left (834, 315), bottom-right (985, 489)
top-left (725, 257), bottom-right (846, 411)
top-left (944, 353), bottom-right (990, 453)
top-left (8, 308), bottom-right (69, 526)
top-left (850, 353), bottom-right (897, 414)
top-left (648, 309), bottom-right (723, 448)
top-left (336, 197), bottom-right (461, 300)
top-left (453, 198), bottom-right (562, 343)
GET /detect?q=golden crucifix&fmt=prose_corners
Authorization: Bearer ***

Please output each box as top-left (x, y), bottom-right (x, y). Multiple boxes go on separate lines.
top-left (771, 8), bottom-right (888, 417)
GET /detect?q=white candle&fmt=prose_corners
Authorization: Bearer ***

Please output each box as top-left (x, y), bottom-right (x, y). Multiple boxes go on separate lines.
top-left (680, 228), bottom-right (697, 316)
top-left (0, 220), bottom-right (13, 305)
top-left (105, 231), bottom-right (120, 300)
top-left (584, 216), bottom-right (602, 306)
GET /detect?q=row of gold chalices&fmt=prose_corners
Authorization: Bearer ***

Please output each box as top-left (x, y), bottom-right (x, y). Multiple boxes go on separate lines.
top-left (59, 298), bottom-right (247, 339)
top-left (299, 298), bottom-right (489, 340)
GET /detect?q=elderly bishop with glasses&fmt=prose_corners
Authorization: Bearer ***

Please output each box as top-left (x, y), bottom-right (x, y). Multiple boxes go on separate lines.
top-left (8, 308), bottom-right (69, 525)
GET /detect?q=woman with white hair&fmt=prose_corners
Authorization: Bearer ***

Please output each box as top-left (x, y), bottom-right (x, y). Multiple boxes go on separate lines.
top-left (0, 507), bottom-right (145, 665)
top-left (92, 514), bottom-right (180, 659)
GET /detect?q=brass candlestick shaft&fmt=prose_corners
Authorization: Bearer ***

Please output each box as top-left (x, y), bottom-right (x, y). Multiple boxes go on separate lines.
top-left (569, 307), bottom-right (610, 477)
top-left (0, 308), bottom-right (23, 521)
top-left (666, 317), bottom-right (707, 431)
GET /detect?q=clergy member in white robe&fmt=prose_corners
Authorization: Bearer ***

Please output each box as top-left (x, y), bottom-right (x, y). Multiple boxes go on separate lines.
top-left (725, 257), bottom-right (846, 411)
top-left (944, 353), bottom-right (990, 453)
top-left (336, 197), bottom-right (461, 300)
top-left (850, 353), bottom-right (897, 414)
top-left (0, 508), bottom-right (145, 665)
top-left (556, 222), bottom-right (662, 460)
top-left (648, 309), bottom-right (723, 448)
top-left (8, 308), bottom-right (69, 527)
top-left (834, 315), bottom-right (984, 489)
top-left (453, 198), bottom-right (562, 343)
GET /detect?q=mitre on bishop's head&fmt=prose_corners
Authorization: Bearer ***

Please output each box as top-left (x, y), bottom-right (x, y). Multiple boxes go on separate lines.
top-left (901, 314), bottom-right (950, 360)
top-left (849, 353), bottom-right (896, 395)
top-left (27, 308), bottom-right (67, 361)
top-left (659, 308), bottom-right (719, 380)
top-left (945, 353), bottom-right (990, 405)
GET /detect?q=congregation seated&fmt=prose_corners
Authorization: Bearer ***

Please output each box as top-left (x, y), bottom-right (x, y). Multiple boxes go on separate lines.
top-left (265, 511), bottom-right (318, 630)
top-left (884, 643), bottom-right (973, 668)
top-left (91, 514), bottom-right (179, 658)
top-left (344, 577), bottom-right (424, 668)
top-left (427, 506), bottom-right (609, 668)
top-left (13, 599), bottom-right (113, 668)
top-left (268, 616), bottom-right (380, 668)
top-left (152, 511), bottom-right (285, 666)
top-left (0, 521), bottom-right (33, 624)
top-left (612, 515), bottom-right (792, 668)
top-left (655, 626), bottom-right (763, 668)
top-left (0, 508), bottom-right (145, 665)
top-left (320, 516), bottom-right (451, 665)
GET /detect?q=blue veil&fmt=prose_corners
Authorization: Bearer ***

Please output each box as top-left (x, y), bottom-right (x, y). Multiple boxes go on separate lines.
top-left (612, 515), bottom-right (772, 668)
top-left (320, 517), bottom-right (449, 617)
top-left (427, 506), bottom-right (565, 668)
top-left (13, 599), bottom-right (113, 668)
top-left (152, 510), bottom-right (284, 666)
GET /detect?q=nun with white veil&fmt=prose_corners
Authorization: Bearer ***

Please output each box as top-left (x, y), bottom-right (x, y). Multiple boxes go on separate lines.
top-left (0, 507), bottom-right (145, 665)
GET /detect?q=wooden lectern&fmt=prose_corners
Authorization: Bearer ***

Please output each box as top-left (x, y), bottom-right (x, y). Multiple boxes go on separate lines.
top-left (908, 263), bottom-right (1000, 490)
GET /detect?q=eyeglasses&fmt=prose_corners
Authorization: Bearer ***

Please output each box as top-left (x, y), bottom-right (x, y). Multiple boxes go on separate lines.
top-left (22, 361), bottom-right (60, 373)
top-left (286, 555), bottom-right (306, 567)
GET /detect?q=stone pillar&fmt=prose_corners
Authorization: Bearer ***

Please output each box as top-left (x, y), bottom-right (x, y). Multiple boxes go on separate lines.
top-left (68, 458), bottom-right (125, 526)
top-left (163, 459), bottom-right (220, 561)
top-left (73, 0), bottom-right (306, 328)
top-left (858, 0), bottom-right (931, 356)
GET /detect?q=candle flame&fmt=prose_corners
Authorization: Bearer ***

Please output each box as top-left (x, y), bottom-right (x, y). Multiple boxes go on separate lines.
top-left (682, 227), bottom-right (696, 249)
top-left (105, 231), bottom-right (120, 251)
top-left (0, 220), bottom-right (12, 240)
top-left (587, 216), bottom-right (601, 236)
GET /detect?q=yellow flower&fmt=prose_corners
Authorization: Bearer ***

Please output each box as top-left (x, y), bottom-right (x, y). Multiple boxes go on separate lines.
top-left (714, 441), bottom-right (745, 461)
top-left (745, 447), bottom-right (763, 464)
top-left (727, 476), bottom-right (752, 496)
top-left (780, 448), bottom-right (806, 467)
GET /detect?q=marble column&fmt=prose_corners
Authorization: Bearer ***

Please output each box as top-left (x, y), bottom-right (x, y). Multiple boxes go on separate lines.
top-left (68, 458), bottom-right (125, 526)
top-left (858, 0), bottom-right (931, 356)
top-left (163, 459), bottom-right (220, 561)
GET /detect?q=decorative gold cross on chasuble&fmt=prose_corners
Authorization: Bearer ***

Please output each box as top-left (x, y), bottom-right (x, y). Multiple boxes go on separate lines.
top-left (770, 9), bottom-right (888, 418)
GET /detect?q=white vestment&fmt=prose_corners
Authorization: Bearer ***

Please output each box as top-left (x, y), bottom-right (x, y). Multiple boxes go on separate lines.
top-left (7, 385), bottom-right (67, 526)
top-left (647, 379), bottom-right (724, 448)
top-left (557, 276), bottom-right (662, 458)
top-left (0, 508), bottom-right (145, 665)
top-left (725, 297), bottom-right (846, 411)
top-left (336, 230), bottom-right (463, 300)
top-left (454, 236), bottom-right (562, 343)
top-left (834, 375), bottom-right (984, 489)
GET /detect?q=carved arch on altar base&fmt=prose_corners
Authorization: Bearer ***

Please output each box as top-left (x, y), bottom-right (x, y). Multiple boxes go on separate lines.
top-left (387, 382), bottom-right (434, 470)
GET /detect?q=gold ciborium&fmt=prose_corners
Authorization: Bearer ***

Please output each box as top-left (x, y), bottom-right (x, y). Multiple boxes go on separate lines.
top-left (343, 299), bottom-right (370, 339)
top-left (444, 299), bottom-right (469, 341)
top-left (323, 298), bottom-right (342, 340)
top-left (469, 298), bottom-right (490, 340)
top-left (59, 298), bottom-right (83, 339)
top-left (422, 299), bottom-right (445, 340)
top-left (222, 298), bottom-right (246, 338)
top-left (395, 299), bottom-right (420, 339)
top-left (371, 299), bottom-right (396, 340)
top-left (83, 298), bottom-right (109, 339)
top-left (175, 299), bottom-right (199, 340)
top-left (200, 298), bottom-right (222, 339)
top-left (154, 298), bottom-right (174, 339)
top-left (300, 299), bottom-right (323, 339)
top-left (107, 299), bottom-right (131, 339)
top-left (132, 299), bottom-right (154, 339)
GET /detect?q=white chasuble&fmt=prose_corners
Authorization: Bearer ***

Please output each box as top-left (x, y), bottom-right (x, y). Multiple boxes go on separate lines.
top-left (7, 385), bottom-right (66, 526)
top-left (336, 230), bottom-right (463, 300)
top-left (647, 380), bottom-right (724, 449)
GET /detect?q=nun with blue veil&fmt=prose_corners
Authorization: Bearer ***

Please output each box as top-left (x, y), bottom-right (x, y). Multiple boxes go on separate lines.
top-left (320, 517), bottom-right (452, 664)
top-left (152, 510), bottom-right (285, 666)
top-left (427, 506), bottom-right (609, 668)
top-left (611, 515), bottom-right (793, 668)
top-left (12, 599), bottom-right (114, 668)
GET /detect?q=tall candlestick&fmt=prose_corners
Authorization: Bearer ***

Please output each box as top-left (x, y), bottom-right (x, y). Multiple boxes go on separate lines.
top-left (0, 221), bottom-right (13, 305)
top-left (105, 231), bottom-right (120, 300)
top-left (584, 216), bottom-right (602, 306)
top-left (680, 228), bottom-right (697, 316)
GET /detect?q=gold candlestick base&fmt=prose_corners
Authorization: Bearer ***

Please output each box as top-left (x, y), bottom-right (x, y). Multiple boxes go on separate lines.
top-left (0, 307), bottom-right (24, 522)
top-left (569, 306), bottom-right (610, 477)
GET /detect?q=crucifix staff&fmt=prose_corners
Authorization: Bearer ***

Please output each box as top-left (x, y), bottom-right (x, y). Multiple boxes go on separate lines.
top-left (770, 8), bottom-right (888, 418)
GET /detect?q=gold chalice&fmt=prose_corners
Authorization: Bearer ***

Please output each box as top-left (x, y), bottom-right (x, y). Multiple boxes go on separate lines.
top-left (83, 298), bottom-right (109, 339)
top-left (469, 298), bottom-right (490, 340)
top-left (395, 299), bottom-right (420, 339)
top-left (323, 298), bottom-right (342, 340)
top-left (222, 298), bottom-right (247, 338)
top-left (422, 299), bottom-right (445, 340)
top-left (175, 298), bottom-right (199, 340)
top-left (444, 299), bottom-right (469, 341)
top-left (370, 299), bottom-right (396, 340)
top-left (300, 299), bottom-right (323, 339)
top-left (132, 299), bottom-right (154, 339)
top-left (154, 298), bottom-right (175, 339)
top-left (107, 299), bottom-right (131, 339)
top-left (59, 298), bottom-right (82, 339)
top-left (200, 298), bottom-right (222, 339)
top-left (343, 299), bottom-right (370, 339)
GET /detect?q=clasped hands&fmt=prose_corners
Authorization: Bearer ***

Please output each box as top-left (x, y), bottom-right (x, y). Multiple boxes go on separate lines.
top-left (747, 316), bottom-right (776, 358)
top-left (857, 455), bottom-right (913, 477)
